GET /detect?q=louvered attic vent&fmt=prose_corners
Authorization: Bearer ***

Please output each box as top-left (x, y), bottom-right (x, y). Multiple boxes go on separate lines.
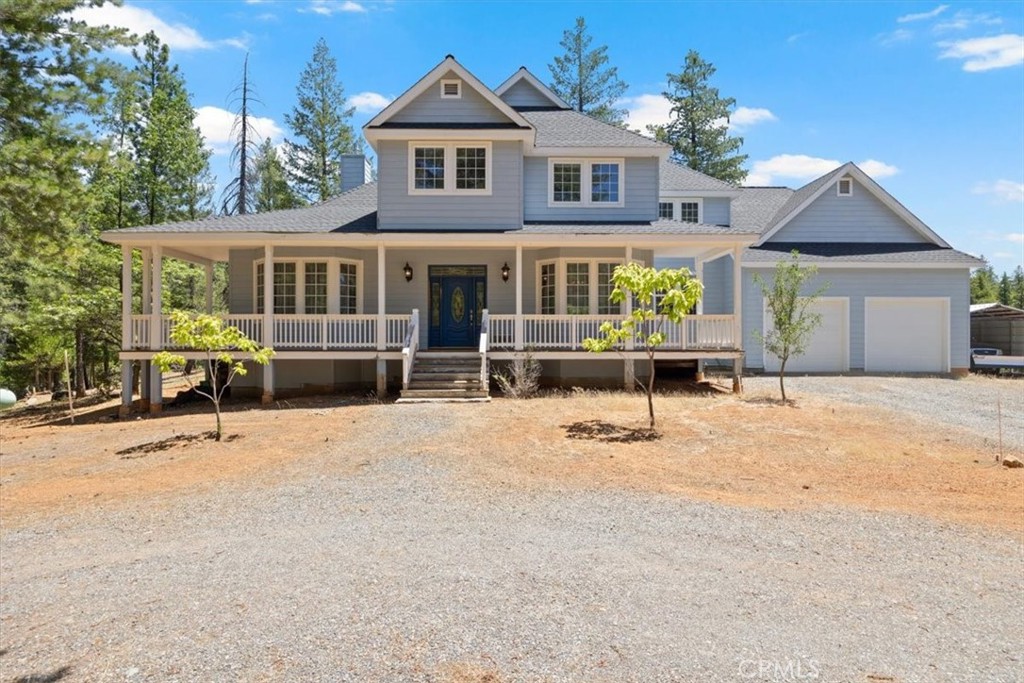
top-left (440, 79), bottom-right (462, 99)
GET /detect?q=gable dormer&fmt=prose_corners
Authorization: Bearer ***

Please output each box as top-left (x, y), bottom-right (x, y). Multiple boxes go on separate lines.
top-left (495, 68), bottom-right (571, 110)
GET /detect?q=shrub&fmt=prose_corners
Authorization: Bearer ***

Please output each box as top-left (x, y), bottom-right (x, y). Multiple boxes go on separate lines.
top-left (493, 350), bottom-right (542, 399)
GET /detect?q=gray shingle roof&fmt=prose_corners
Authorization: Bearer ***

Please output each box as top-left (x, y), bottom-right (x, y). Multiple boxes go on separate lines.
top-left (520, 220), bottom-right (755, 235)
top-left (104, 183), bottom-right (380, 234)
top-left (659, 160), bottom-right (737, 192)
top-left (519, 109), bottom-right (668, 150)
top-left (744, 242), bottom-right (983, 265)
top-left (731, 187), bottom-right (794, 233)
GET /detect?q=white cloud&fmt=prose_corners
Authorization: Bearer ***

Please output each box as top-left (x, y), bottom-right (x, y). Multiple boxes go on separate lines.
top-left (305, 0), bottom-right (368, 15)
top-left (1006, 233), bottom-right (1024, 245)
top-left (939, 34), bottom-right (1024, 72)
top-left (786, 32), bottom-right (810, 44)
top-left (934, 10), bottom-right (1002, 32)
top-left (897, 4), bottom-right (948, 23)
top-left (620, 96), bottom-right (777, 135)
top-left (730, 107), bottom-right (777, 131)
top-left (70, 3), bottom-right (245, 52)
top-left (744, 154), bottom-right (899, 186)
top-left (350, 91), bottom-right (392, 114)
top-left (877, 28), bottom-right (914, 46)
top-left (194, 106), bottom-right (284, 155)
top-left (973, 180), bottom-right (1024, 203)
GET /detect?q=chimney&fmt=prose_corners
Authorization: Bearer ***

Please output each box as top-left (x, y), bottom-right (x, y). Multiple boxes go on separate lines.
top-left (340, 154), bottom-right (373, 192)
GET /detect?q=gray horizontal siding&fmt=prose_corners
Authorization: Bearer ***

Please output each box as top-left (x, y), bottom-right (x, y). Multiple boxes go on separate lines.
top-left (703, 197), bottom-right (731, 226)
top-left (771, 179), bottom-right (928, 243)
top-left (703, 255), bottom-right (733, 315)
top-left (377, 140), bottom-right (522, 230)
top-left (742, 268), bottom-right (971, 370)
top-left (500, 79), bottom-right (555, 108)
top-left (523, 157), bottom-right (659, 222)
top-left (390, 71), bottom-right (512, 125)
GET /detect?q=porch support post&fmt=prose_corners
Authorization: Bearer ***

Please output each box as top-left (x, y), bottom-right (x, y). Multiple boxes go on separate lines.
top-left (377, 243), bottom-right (386, 352)
top-left (623, 244), bottom-right (634, 390)
top-left (262, 244), bottom-right (274, 404)
top-left (514, 244), bottom-right (523, 351)
top-left (149, 246), bottom-right (163, 413)
top-left (140, 248), bottom-right (151, 407)
top-left (376, 358), bottom-right (387, 397)
top-left (204, 262), bottom-right (214, 313)
top-left (695, 257), bottom-right (705, 381)
top-left (119, 246), bottom-right (133, 418)
top-left (732, 246), bottom-right (743, 394)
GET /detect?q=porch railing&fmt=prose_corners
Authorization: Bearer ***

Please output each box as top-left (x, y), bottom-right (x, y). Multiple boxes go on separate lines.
top-left (488, 314), bottom-right (736, 351)
top-left (402, 309), bottom-right (419, 390)
top-left (478, 309), bottom-right (490, 387)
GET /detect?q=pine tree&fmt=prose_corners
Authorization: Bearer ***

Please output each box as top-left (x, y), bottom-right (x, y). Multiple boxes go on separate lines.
top-left (1012, 266), bottom-right (1024, 309)
top-left (547, 17), bottom-right (628, 125)
top-left (998, 272), bottom-right (1012, 305)
top-left (253, 138), bottom-right (303, 212)
top-left (969, 259), bottom-right (1000, 304)
top-left (221, 54), bottom-right (261, 215)
top-left (652, 50), bottom-right (748, 184)
top-left (284, 38), bottom-right (358, 203)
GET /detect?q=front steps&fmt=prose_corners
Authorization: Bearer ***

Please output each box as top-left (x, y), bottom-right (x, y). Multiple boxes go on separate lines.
top-left (398, 350), bottom-right (490, 402)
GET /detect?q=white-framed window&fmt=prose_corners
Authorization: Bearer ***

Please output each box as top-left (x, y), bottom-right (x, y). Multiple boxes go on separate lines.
top-left (440, 79), bottom-right (462, 99)
top-left (408, 142), bottom-right (491, 195)
top-left (255, 258), bottom-right (362, 315)
top-left (657, 198), bottom-right (703, 223)
top-left (548, 158), bottom-right (624, 207)
top-left (536, 258), bottom-right (626, 315)
top-left (837, 177), bottom-right (853, 197)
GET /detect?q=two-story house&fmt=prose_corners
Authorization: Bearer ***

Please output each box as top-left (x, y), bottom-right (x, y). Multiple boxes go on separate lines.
top-left (102, 56), bottom-right (980, 413)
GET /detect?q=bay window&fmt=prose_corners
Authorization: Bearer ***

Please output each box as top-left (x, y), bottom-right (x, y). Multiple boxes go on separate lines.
top-left (255, 259), bottom-right (361, 314)
top-left (537, 259), bottom-right (625, 315)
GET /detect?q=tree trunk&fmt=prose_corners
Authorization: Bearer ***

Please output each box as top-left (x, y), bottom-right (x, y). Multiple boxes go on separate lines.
top-left (779, 359), bottom-right (787, 402)
top-left (646, 350), bottom-right (656, 430)
top-left (74, 329), bottom-right (87, 398)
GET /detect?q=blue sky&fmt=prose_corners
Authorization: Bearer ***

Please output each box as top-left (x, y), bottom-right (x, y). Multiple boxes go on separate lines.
top-left (73, 1), bottom-right (1024, 273)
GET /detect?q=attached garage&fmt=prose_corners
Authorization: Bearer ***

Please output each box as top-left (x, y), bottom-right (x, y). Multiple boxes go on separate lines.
top-left (865, 297), bottom-right (949, 373)
top-left (763, 297), bottom-right (849, 372)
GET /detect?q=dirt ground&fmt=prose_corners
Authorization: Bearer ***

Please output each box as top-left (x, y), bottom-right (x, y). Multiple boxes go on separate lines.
top-left (1, 376), bottom-right (1021, 535)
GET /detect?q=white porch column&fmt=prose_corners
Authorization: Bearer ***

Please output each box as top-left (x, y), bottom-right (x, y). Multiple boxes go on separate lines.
top-left (377, 243), bottom-right (386, 352)
top-left (205, 262), bottom-right (214, 313)
top-left (623, 244), bottom-right (634, 389)
top-left (695, 256), bottom-right (705, 381)
top-left (514, 244), bottom-right (523, 351)
top-left (119, 246), bottom-right (133, 418)
top-left (149, 246), bottom-right (163, 412)
top-left (732, 245), bottom-right (743, 394)
top-left (140, 248), bottom-right (151, 405)
top-left (262, 244), bottom-right (274, 404)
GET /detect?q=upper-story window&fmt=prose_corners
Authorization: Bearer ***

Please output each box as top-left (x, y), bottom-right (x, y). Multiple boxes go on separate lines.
top-left (658, 202), bottom-right (674, 219)
top-left (548, 158), bottom-right (624, 208)
top-left (409, 142), bottom-right (491, 195)
top-left (658, 199), bottom-right (703, 223)
top-left (679, 201), bottom-right (700, 223)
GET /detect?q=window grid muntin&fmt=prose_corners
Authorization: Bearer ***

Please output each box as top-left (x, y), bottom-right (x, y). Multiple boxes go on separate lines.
top-left (303, 262), bottom-right (328, 315)
top-left (566, 262), bottom-right (590, 314)
top-left (679, 201), bottom-right (700, 223)
top-left (273, 262), bottom-right (297, 314)
top-left (414, 147), bottom-right (445, 190)
top-left (597, 263), bottom-right (621, 315)
top-left (658, 202), bottom-right (674, 219)
top-left (552, 163), bottom-right (582, 203)
top-left (540, 262), bottom-right (557, 314)
top-left (455, 146), bottom-right (486, 190)
top-left (590, 163), bottom-right (620, 203)
top-left (256, 262), bottom-right (265, 314)
top-left (339, 262), bottom-right (358, 314)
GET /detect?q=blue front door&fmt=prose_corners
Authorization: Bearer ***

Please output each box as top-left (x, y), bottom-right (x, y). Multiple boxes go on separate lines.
top-left (429, 267), bottom-right (486, 347)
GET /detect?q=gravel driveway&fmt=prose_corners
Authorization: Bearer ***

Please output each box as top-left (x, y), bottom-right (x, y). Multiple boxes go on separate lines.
top-left (742, 374), bottom-right (1024, 453)
top-left (2, 429), bottom-right (1021, 682)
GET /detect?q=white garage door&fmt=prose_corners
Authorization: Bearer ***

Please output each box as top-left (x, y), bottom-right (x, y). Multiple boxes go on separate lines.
top-left (764, 298), bottom-right (848, 372)
top-left (865, 297), bottom-right (949, 373)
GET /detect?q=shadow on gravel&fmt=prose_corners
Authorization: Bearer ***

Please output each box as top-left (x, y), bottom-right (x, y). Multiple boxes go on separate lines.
top-left (10, 666), bottom-right (72, 683)
top-left (115, 431), bottom-right (240, 457)
top-left (562, 420), bottom-right (661, 443)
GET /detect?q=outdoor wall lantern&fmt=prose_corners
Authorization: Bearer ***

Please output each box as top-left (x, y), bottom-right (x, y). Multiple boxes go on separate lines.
top-left (403, 262), bottom-right (413, 282)
top-left (501, 262), bottom-right (510, 282)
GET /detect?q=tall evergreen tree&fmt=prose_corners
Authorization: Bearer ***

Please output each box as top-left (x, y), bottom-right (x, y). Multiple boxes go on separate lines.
top-left (285, 38), bottom-right (358, 203)
top-left (1012, 266), bottom-right (1024, 309)
top-left (253, 138), bottom-right (303, 212)
top-left (221, 54), bottom-right (261, 215)
top-left (998, 272), bottom-right (1012, 306)
top-left (547, 17), bottom-right (628, 125)
top-left (969, 259), bottom-right (1000, 303)
top-left (652, 50), bottom-right (748, 184)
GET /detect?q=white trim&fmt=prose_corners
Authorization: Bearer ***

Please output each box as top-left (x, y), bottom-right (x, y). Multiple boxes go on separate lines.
top-left (761, 296), bottom-right (850, 372)
top-left (535, 257), bottom-right (626, 314)
top-left (527, 145), bottom-right (671, 160)
top-left (439, 78), bottom-right (462, 99)
top-left (547, 158), bottom-right (625, 208)
top-left (494, 68), bottom-right (571, 109)
top-left (837, 176), bottom-right (853, 197)
top-left (864, 296), bottom-right (951, 373)
top-left (364, 56), bottom-right (532, 130)
top-left (254, 257), bottom-right (363, 315)
top-left (366, 128), bottom-right (533, 144)
top-left (756, 162), bottom-right (950, 248)
top-left (660, 189), bottom-right (741, 199)
top-left (407, 141), bottom-right (492, 196)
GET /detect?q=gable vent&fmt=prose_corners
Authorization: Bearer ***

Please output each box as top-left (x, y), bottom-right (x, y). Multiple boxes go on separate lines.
top-left (837, 177), bottom-right (853, 197)
top-left (440, 79), bottom-right (462, 99)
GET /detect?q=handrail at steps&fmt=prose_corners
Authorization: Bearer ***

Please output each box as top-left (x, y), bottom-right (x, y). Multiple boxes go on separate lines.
top-left (401, 309), bottom-right (419, 390)
top-left (478, 309), bottom-right (490, 388)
